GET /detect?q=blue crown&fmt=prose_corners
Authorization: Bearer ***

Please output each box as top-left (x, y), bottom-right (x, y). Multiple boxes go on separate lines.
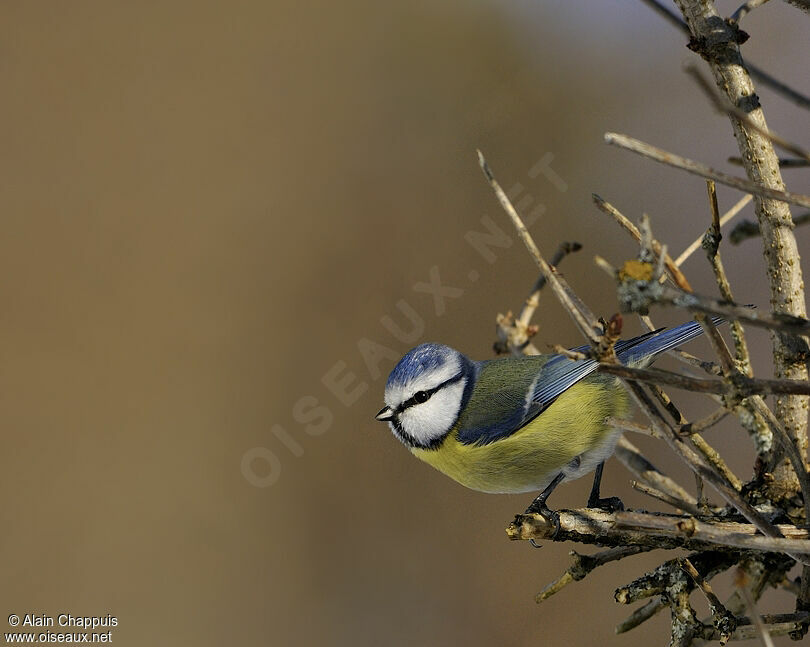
top-left (386, 343), bottom-right (454, 389)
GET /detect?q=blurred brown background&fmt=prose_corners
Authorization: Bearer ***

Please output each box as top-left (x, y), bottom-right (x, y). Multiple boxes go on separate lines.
top-left (2, 1), bottom-right (809, 645)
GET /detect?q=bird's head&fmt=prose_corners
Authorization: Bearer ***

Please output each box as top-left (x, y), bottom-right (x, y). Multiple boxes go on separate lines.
top-left (376, 343), bottom-right (474, 449)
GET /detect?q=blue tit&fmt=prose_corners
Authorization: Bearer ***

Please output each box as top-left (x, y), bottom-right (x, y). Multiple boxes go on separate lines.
top-left (375, 320), bottom-right (713, 516)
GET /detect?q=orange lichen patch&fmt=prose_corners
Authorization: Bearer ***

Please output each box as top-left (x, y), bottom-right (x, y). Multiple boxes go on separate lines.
top-left (618, 260), bottom-right (655, 282)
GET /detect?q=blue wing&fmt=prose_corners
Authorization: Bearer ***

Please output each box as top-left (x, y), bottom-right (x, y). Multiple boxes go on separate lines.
top-left (532, 318), bottom-right (719, 409)
top-left (456, 319), bottom-right (718, 446)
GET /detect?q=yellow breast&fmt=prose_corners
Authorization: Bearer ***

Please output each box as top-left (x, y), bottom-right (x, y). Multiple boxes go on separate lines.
top-left (410, 378), bottom-right (629, 493)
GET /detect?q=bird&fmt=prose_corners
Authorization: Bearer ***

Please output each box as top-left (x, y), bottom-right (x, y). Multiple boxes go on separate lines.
top-left (375, 320), bottom-right (715, 522)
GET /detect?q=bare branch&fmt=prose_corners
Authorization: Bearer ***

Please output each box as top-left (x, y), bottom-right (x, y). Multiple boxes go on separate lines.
top-left (591, 194), bottom-right (692, 290)
top-left (729, 211), bottom-right (810, 245)
top-left (481, 0), bottom-right (810, 638)
top-left (616, 598), bottom-right (667, 634)
top-left (633, 480), bottom-right (704, 516)
top-left (595, 362), bottom-right (810, 397)
top-left (729, 0), bottom-right (771, 24)
top-left (611, 274), bottom-right (810, 337)
top-left (638, 0), bottom-right (810, 110)
top-left (604, 132), bottom-right (810, 209)
top-left (729, 157), bottom-right (810, 169)
top-left (615, 436), bottom-right (697, 504)
top-left (747, 396), bottom-right (810, 521)
top-left (681, 557), bottom-right (736, 645)
top-left (495, 242), bottom-right (583, 357)
top-left (708, 613), bottom-right (809, 641)
top-left (704, 181), bottom-right (753, 376)
top-left (615, 511), bottom-right (810, 555)
top-left (621, 381), bottom-right (791, 551)
top-left (508, 508), bottom-right (810, 555)
top-left (675, 194), bottom-right (752, 267)
top-left (781, 0), bottom-right (810, 16)
top-left (683, 407), bottom-right (730, 435)
top-left (520, 241), bottom-right (583, 327)
top-left (734, 568), bottom-right (775, 647)
top-left (796, 565), bottom-right (810, 640)
top-left (478, 151), bottom-right (602, 345)
top-left (674, 0), bottom-right (809, 519)
top-left (535, 546), bottom-right (651, 603)
top-left (686, 65), bottom-right (810, 163)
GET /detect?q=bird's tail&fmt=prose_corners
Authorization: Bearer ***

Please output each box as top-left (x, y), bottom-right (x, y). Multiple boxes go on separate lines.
top-left (616, 317), bottom-right (724, 367)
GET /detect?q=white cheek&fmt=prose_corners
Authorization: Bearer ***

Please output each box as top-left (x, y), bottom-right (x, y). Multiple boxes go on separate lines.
top-left (399, 379), bottom-right (466, 445)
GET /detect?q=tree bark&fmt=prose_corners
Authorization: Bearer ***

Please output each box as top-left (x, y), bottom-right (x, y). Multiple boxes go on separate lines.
top-left (673, 0), bottom-right (808, 498)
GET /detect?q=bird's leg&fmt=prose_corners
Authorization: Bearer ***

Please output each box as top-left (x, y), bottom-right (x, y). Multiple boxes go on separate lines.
top-left (523, 472), bottom-right (565, 538)
top-left (586, 461), bottom-right (624, 512)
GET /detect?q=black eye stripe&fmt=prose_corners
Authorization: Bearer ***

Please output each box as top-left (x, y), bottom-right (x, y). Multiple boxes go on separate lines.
top-left (397, 372), bottom-right (464, 413)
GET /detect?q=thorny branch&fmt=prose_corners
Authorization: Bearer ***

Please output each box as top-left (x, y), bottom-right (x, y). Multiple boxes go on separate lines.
top-left (479, 148), bottom-right (809, 642)
top-left (475, 2), bottom-right (810, 642)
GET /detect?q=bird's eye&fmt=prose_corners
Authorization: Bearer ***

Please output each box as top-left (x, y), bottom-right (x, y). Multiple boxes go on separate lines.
top-left (414, 390), bottom-right (429, 403)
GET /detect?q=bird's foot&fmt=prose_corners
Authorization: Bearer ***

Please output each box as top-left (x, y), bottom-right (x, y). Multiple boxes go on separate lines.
top-left (522, 501), bottom-right (561, 539)
top-left (587, 495), bottom-right (624, 513)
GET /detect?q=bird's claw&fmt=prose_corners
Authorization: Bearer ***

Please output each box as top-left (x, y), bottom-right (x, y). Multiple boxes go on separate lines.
top-left (588, 496), bottom-right (624, 513)
top-left (522, 503), bottom-right (561, 539)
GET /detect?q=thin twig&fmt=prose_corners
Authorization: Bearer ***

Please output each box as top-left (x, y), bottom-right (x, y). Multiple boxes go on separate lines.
top-left (535, 546), bottom-right (652, 602)
top-left (495, 242), bottom-right (583, 356)
top-left (675, 0), bottom-right (809, 501)
top-left (729, 157), bottom-right (810, 169)
top-left (646, 380), bottom-right (744, 492)
top-left (685, 65), bottom-right (810, 163)
top-left (782, 0), bottom-right (810, 16)
top-left (697, 314), bottom-right (736, 376)
top-left (611, 416), bottom-right (664, 439)
top-left (622, 381), bottom-right (792, 553)
top-left (729, 212), bottom-right (810, 245)
top-left (691, 432), bottom-right (744, 492)
top-left (595, 362), bottom-right (810, 397)
top-left (591, 194), bottom-right (692, 290)
top-left (633, 480), bottom-right (704, 516)
top-left (735, 569), bottom-right (775, 647)
top-left (616, 598), bottom-right (667, 634)
top-left (615, 436), bottom-right (697, 504)
top-left (796, 565), bottom-right (810, 640)
top-left (704, 613), bottom-right (809, 642)
top-left (703, 181), bottom-right (753, 376)
top-left (748, 396), bottom-right (810, 521)
top-left (618, 280), bottom-right (810, 337)
top-left (604, 132), bottom-right (810, 209)
top-left (696, 472), bottom-right (709, 513)
top-left (675, 194), bottom-right (752, 267)
top-left (729, 0), bottom-right (771, 23)
top-left (681, 407), bottom-right (730, 436)
top-left (681, 557), bottom-right (736, 645)
top-left (520, 241), bottom-right (583, 326)
top-left (478, 151), bottom-right (601, 345)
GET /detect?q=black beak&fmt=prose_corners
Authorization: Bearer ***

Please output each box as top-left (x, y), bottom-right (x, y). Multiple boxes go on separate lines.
top-left (375, 406), bottom-right (394, 422)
